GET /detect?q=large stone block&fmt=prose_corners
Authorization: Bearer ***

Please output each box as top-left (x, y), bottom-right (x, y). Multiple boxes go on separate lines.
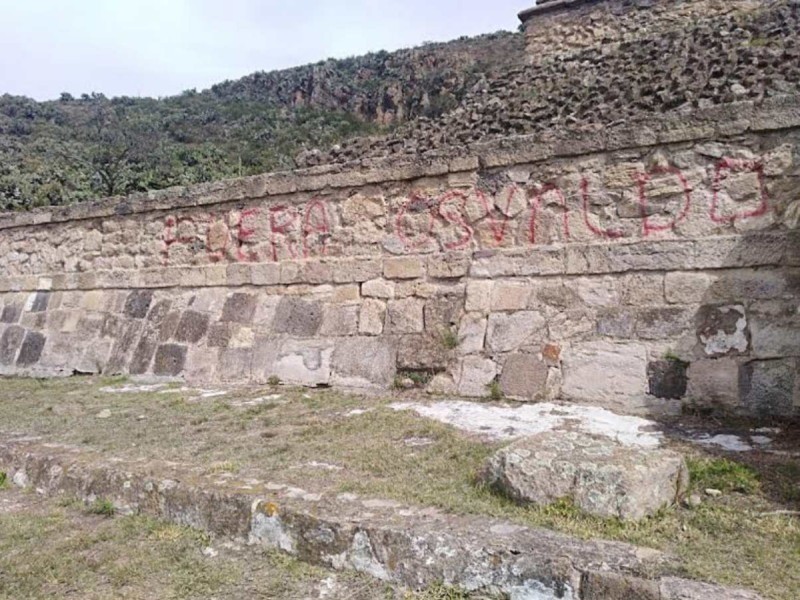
top-left (739, 359), bottom-right (797, 417)
top-left (457, 356), bottom-right (497, 397)
top-left (272, 297), bottom-right (323, 337)
top-left (561, 341), bottom-right (648, 407)
top-left (457, 313), bottom-right (487, 355)
top-left (0, 325), bottom-right (25, 365)
top-left (16, 331), bottom-right (46, 367)
top-left (486, 311), bottom-right (547, 353)
top-left (480, 431), bottom-right (688, 521)
top-left (220, 293), bottom-right (258, 324)
top-left (123, 290), bottom-right (153, 319)
top-left (648, 360), bottom-right (688, 400)
top-left (686, 358), bottom-right (740, 408)
top-left (153, 344), bottom-right (187, 377)
top-left (749, 301), bottom-right (800, 359)
top-left (387, 298), bottom-right (425, 334)
top-left (332, 337), bottom-right (396, 388)
top-left (499, 353), bottom-right (549, 401)
top-left (273, 340), bottom-right (333, 386)
top-left (174, 310), bottom-right (210, 344)
top-left (359, 299), bottom-right (386, 336)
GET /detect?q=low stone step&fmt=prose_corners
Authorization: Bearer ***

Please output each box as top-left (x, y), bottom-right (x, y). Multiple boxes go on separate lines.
top-left (0, 437), bottom-right (763, 600)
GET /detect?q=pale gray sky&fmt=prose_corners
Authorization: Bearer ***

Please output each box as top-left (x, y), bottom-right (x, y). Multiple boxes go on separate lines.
top-left (0, 0), bottom-right (530, 101)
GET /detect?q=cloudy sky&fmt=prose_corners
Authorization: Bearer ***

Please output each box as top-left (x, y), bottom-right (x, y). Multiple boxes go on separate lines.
top-left (1, 0), bottom-right (529, 101)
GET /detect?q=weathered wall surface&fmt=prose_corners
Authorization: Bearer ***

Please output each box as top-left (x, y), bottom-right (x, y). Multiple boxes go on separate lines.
top-left (1, 98), bottom-right (799, 417)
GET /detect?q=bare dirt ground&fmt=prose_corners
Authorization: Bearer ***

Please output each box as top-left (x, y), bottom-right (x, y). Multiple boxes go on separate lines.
top-left (0, 376), bottom-right (798, 599)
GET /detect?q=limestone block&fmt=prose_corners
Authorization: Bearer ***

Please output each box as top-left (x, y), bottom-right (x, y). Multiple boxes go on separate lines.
top-left (457, 313), bottom-right (487, 355)
top-left (686, 358), bottom-right (740, 408)
top-left (499, 353), bottom-right (549, 401)
top-left (619, 273), bottom-right (665, 306)
top-left (218, 348), bottom-right (253, 382)
top-left (230, 327), bottom-right (255, 349)
top-left (331, 337), bottom-right (396, 388)
top-left (635, 307), bottom-right (695, 340)
top-left (331, 258), bottom-right (382, 283)
top-left (273, 340), bottom-right (333, 386)
top-left (359, 299), bottom-right (386, 336)
top-left (565, 277), bottom-right (620, 308)
top-left (486, 311), bottom-right (547, 353)
top-left (251, 263), bottom-right (281, 286)
top-left (748, 300), bottom-right (800, 359)
top-left (320, 305), bottom-right (359, 337)
top-left (123, 290), bottom-right (154, 319)
top-left (665, 272), bottom-right (717, 304)
top-left (561, 341), bottom-right (648, 407)
top-left (739, 359), bottom-right (797, 417)
top-left (490, 281), bottom-right (531, 311)
top-left (427, 253), bottom-right (470, 279)
top-left (396, 334), bottom-right (451, 370)
top-left (362, 279), bottom-right (395, 299)
top-left (387, 298), bottom-right (425, 334)
top-left (457, 356), bottom-right (498, 397)
top-left (384, 257), bottom-right (424, 280)
top-left (465, 280), bottom-right (493, 313)
top-left (480, 431), bottom-right (688, 521)
top-left (426, 373), bottom-right (458, 396)
top-left (331, 284), bottom-right (360, 304)
top-left (596, 309), bottom-right (635, 338)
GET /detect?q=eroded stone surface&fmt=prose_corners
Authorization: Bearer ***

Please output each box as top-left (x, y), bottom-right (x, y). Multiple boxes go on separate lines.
top-left (480, 431), bottom-right (688, 520)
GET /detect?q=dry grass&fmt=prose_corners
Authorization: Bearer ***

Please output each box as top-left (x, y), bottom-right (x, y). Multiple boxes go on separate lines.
top-left (0, 376), bottom-right (798, 600)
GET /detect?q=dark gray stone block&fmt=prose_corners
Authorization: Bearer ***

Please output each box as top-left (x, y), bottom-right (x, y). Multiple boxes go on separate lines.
top-left (272, 297), bottom-right (322, 336)
top-left (153, 344), bottom-right (187, 376)
top-left (124, 291), bottom-right (154, 319)
top-left (16, 331), bottom-right (46, 366)
top-left (30, 292), bottom-right (50, 313)
top-left (0, 326), bottom-right (26, 365)
top-left (648, 359), bottom-right (689, 400)
top-left (220, 293), bottom-right (257, 324)
top-left (1, 305), bottom-right (21, 324)
top-left (174, 311), bottom-right (210, 344)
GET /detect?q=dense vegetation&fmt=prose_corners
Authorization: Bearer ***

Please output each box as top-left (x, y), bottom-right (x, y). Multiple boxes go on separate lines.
top-left (0, 31), bottom-right (520, 211)
top-left (0, 93), bottom-right (377, 211)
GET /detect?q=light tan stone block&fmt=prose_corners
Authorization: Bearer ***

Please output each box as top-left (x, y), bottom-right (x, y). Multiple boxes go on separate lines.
top-left (384, 257), bottom-right (424, 280)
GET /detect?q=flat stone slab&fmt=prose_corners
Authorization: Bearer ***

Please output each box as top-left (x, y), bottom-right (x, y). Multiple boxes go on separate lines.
top-left (480, 431), bottom-right (689, 521)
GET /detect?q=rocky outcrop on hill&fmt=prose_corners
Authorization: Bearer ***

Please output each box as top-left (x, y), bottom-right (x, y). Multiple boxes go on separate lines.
top-left (207, 31), bottom-right (524, 126)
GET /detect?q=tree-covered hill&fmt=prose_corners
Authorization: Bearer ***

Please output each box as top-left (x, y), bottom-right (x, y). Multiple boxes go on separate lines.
top-left (0, 31), bottom-right (521, 211)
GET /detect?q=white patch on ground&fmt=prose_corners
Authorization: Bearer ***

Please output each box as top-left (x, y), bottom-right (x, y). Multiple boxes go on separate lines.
top-left (346, 408), bottom-right (371, 417)
top-left (291, 461), bottom-right (343, 472)
top-left (691, 433), bottom-right (759, 452)
top-left (231, 394), bottom-right (284, 407)
top-left (391, 401), bottom-right (663, 448)
top-left (100, 384), bottom-right (167, 394)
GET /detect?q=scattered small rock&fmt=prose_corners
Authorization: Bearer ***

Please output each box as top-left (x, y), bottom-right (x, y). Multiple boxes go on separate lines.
top-left (683, 494), bottom-right (703, 508)
top-left (96, 409), bottom-right (112, 419)
top-left (705, 488), bottom-right (723, 497)
top-left (202, 546), bottom-right (218, 558)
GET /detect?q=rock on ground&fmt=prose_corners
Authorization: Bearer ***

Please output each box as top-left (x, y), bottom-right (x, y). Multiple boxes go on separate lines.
top-left (480, 430), bottom-right (689, 521)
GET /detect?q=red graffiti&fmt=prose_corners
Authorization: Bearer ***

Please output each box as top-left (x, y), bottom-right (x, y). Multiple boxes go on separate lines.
top-left (235, 208), bottom-right (259, 262)
top-left (303, 199), bottom-right (331, 258)
top-left (529, 184), bottom-right (570, 244)
top-left (269, 205), bottom-right (299, 261)
top-left (580, 178), bottom-right (624, 239)
top-left (633, 165), bottom-right (692, 236)
top-left (710, 158), bottom-right (769, 223)
top-left (438, 190), bottom-right (474, 250)
top-left (395, 192), bottom-right (437, 251)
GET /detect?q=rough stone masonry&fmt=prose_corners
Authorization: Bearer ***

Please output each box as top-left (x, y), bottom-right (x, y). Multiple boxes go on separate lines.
top-left (0, 0), bottom-right (798, 419)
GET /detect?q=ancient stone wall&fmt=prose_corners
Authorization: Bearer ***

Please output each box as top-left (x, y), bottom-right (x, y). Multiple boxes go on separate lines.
top-left (1, 98), bottom-right (798, 417)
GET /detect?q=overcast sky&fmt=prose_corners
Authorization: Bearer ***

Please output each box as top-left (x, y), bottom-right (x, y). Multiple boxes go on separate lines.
top-left (1, 0), bottom-right (529, 101)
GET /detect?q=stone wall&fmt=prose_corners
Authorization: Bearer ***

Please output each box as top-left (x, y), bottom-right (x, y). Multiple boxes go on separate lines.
top-left (1, 98), bottom-right (798, 417)
top-left (520, 0), bottom-right (765, 61)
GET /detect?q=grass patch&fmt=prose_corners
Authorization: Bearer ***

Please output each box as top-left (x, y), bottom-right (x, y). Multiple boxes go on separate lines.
top-left (86, 498), bottom-right (116, 517)
top-left (688, 457), bottom-right (760, 494)
top-left (486, 381), bottom-right (503, 401)
top-left (0, 472), bottom-right (7, 489)
top-left (439, 328), bottom-right (459, 350)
